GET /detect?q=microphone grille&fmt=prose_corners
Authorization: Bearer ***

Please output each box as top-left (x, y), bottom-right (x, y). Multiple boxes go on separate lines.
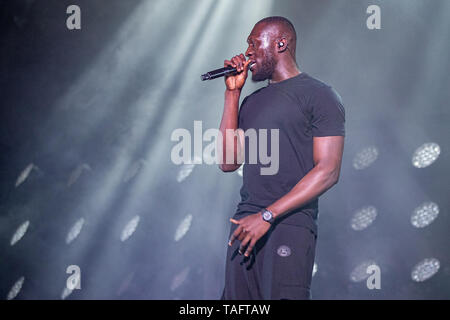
top-left (201, 73), bottom-right (210, 81)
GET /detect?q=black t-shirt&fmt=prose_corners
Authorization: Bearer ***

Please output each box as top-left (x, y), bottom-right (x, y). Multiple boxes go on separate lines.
top-left (234, 72), bottom-right (345, 234)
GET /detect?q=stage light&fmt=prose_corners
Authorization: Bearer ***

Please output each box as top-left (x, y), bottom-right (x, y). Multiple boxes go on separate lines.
top-left (176, 155), bottom-right (203, 183)
top-left (411, 258), bottom-right (440, 282)
top-left (6, 276), bottom-right (25, 300)
top-left (123, 159), bottom-right (147, 183)
top-left (15, 163), bottom-right (37, 187)
top-left (350, 206), bottom-right (377, 231)
top-left (352, 146), bottom-right (378, 170)
top-left (120, 215), bottom-right (140, 242)
top-left (10, 220), bottom-right (30, 246)
top-left (412, 142), bottom-right (441, 168)
top-left (177, 163), bottom-right (196, 183)
top-left (67, 163), bottom-right (91, 187)
top-left (61, 287), bottom-right (73, 300)
top-left (350, 260), bottom-right (378, 282)
top-left (411, 202), bottom-right (439, 228)
top-left (174, 214), bottom-right (193, 242)
top-left (170, 267), bottom-right (190, 291)
top-left (66, 218), bottom-right (85, 244)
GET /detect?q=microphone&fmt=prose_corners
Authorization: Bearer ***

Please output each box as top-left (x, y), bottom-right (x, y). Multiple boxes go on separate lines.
top-left (201, 66), bottom-right (237, 81)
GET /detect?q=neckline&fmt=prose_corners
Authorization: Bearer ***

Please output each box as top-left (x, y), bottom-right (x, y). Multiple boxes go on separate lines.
top-left (268, 72), bottom-right (307, 86)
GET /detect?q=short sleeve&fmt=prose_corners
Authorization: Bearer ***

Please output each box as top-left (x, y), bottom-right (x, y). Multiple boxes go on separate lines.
top-left (238, 96), bottom-right (249, 129)
top-left (310, 86), bottom-right (345, 137)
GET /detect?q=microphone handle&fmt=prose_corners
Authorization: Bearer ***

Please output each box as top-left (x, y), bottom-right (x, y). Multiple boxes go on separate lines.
top-left (201, 66), bottom-right (237, 81)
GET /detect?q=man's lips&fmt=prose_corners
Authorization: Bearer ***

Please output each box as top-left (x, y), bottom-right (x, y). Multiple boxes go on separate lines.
top-left (249, 61), bottom-right (256, 71)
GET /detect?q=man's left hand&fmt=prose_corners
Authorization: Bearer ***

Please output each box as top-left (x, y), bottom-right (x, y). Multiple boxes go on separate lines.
top-left (228, 212), bottom-right (272, 257)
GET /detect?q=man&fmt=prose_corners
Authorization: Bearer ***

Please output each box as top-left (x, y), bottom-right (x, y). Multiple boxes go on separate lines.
top-left (218, 16), bottom-right (345, 300)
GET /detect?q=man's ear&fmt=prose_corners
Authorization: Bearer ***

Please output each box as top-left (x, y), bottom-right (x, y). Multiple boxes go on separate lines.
top-left (276, 38), bottom-right (288, 53)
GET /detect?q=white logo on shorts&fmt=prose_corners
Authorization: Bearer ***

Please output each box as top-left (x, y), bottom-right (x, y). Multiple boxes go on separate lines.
top-left (277, 245), bottom-right (291, 257)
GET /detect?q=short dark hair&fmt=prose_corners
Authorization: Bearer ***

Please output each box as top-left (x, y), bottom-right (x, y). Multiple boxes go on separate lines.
top-left (255, 16), bottom-right (297, 43)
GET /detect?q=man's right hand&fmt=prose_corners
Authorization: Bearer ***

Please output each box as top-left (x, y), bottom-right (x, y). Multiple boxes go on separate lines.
top-left (224, 54), bottom-right (251, 91)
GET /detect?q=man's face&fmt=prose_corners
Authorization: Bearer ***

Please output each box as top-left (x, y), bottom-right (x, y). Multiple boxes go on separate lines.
top-left (245, 24), bottom-right (277, 82)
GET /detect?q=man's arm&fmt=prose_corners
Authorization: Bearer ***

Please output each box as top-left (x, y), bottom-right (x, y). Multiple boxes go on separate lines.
top-left (218, 89), bottom-right (243, 172)
top-left (218, 54), bottom-right (251, 172)
top-left (267, 135), bottom-right (344, 218)
top-left (229, 135), bottom-right (344, 256)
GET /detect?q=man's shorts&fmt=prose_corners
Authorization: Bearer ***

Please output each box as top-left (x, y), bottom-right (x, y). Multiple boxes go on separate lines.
top-left (221, 221), bottom-right (317, 300)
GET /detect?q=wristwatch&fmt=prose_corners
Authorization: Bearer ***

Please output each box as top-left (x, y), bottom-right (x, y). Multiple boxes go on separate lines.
top-left (261, 208), bottom-right (275, 225)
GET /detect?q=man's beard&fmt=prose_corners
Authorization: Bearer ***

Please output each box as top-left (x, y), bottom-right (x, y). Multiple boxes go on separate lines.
top-left (251, 53), bottom-right (276, 82)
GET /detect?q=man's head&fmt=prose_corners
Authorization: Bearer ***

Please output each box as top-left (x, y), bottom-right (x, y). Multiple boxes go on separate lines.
top-left (246, 16), bottom-right (297, 82)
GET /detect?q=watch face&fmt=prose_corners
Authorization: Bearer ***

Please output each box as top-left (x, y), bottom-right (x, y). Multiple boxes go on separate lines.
top-left (263, 211), bottom-right (272, 221)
